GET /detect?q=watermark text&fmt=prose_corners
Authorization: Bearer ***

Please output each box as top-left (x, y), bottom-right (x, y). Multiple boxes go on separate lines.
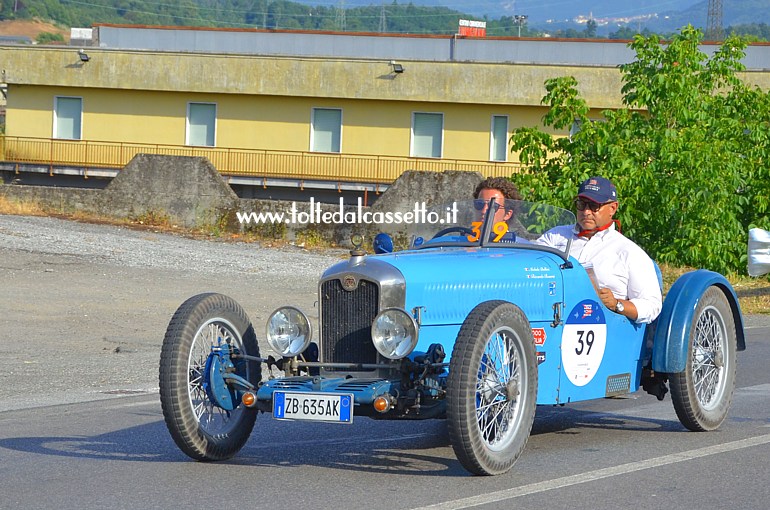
top-left (236, 198), bottom-right (458, 226)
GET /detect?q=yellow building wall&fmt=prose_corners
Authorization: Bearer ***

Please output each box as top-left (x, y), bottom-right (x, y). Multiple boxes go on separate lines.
top-left (6, 86), bottom-right (56, 139)
top-left (8, 86), bottom-right (184, 144)
top-left (5, 44), bottom-right (768, 182)
top-left (0, 45), bottom-right (635, 168)
top-left (7, 85), bottom-right (546, 163)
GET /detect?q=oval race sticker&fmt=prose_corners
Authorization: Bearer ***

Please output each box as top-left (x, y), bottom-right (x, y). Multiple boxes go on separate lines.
top-left (561, 299), bottom-right (607, 387)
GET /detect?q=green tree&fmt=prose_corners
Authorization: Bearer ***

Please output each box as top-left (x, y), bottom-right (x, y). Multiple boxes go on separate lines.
top-left (728, 23), bottom-right (770, 41)
top-left (510, 25), bottom-right (770, 274)
top-left (609, 26), bottom-right (658, 40)
top-left (584, 19), bottom-right (597, 38)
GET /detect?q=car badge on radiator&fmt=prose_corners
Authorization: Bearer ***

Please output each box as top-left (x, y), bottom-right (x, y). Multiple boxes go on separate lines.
top-left (341, 274), bottom-right (358, 291)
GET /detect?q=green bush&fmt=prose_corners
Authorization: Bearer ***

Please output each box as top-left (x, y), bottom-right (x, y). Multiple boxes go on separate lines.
top-left (510, 25), bottom-right (770, 275)
top-left (35, 32), bottom-right (64, 44)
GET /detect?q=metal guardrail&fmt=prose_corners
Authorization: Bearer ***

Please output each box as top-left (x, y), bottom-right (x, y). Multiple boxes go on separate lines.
top-left (0, 136), bottom-right (521, 184)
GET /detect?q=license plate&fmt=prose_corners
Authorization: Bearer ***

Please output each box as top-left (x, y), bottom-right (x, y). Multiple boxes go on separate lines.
top-left (273, 392), bottom-right (353, 423)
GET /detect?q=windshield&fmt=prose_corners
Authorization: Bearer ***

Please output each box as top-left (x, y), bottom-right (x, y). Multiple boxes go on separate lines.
top-left (402, 199), bottom-right (576, 257)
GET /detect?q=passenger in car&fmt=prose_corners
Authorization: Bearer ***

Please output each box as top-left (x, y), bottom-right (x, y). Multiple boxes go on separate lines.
top-left (535, 176), bottom-right (662, 323)
top-left (473, 177), bottom-right (520, 242)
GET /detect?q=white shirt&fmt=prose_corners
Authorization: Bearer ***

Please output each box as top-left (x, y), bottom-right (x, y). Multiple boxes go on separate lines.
top-left (536, 224), bottom-right (662, 324)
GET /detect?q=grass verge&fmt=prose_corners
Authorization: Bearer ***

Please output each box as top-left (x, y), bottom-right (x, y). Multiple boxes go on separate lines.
top-left (0, 195), bottom-right (48, 216)
top-left (659, 263), bottom-right (770, 315)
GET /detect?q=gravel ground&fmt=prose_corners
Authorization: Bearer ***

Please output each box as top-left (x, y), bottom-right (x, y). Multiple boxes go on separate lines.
top-left (0, 214), bottom-right (340, 275)
top-left (0, 214), bottom-right (344, 412)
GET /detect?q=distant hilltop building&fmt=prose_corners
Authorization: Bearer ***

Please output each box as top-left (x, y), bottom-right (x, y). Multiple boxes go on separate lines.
top-left (0, 35), bottom-right (32, 45)
top-left (70, 28), bottom-right (93, 47)
top-left (573, 13), bottom-right (657, 26)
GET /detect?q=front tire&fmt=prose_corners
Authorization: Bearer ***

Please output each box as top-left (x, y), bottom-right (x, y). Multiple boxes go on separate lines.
top-left (447, 301), bottom-right (538, 475)
top-left (159, 293), bottom-right (260, 461)
top-left (670, 286), bottom-right (737, 431)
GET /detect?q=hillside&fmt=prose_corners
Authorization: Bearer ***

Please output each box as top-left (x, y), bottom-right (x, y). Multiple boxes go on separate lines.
top-left (0, 18), bottom-right (68, 41)
top-left (1, 0), bottom-right (770, 39)
top-left (0, 0), bottom-right (470, 35)
top-left (303, 0), bottom-right (705, 22)
top-left (649, 0), bottom-right (770, 32)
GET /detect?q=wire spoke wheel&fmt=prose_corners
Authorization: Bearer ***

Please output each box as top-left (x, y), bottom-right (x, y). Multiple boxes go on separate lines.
top-left (160, 293), bottom-right (260, 461)
top-left (448, 301), bottom-right (537, 475)
top-left (475, 328), bottom-right (524, 451)
top-left (187, 318), bottom-right (247, 436)
top-left (691, 307), bottom-right (727, 410)
top-left (670, 286), bottom-right (737, 431)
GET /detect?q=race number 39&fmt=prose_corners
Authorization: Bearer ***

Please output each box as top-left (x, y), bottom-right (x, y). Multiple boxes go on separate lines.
top-left (561, 299), bottom-right (607, 387)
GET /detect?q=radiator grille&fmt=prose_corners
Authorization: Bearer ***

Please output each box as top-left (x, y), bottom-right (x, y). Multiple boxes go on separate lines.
top-left (320, 278), bottom-right (379, 370)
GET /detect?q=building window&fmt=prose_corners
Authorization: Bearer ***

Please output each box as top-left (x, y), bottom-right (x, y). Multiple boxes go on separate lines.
top-left (311, 108), bottom-right (342, 153)
top-left (569, 119), bottom-right (583, 140)
top-left (570, 118), bottom-right (605, 141)
top-left (53, 96), bottom-right (83, 140)
top-left (411, 112), bottom-right (443, 158)
top-left (186, 102), bottom-right (216, 147)
top-left (490, 115), bottom-right (509, 162)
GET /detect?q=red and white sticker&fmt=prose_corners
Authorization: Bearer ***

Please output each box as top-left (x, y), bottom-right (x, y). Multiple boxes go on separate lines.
top-left (532, 328), bottom-right (547, 346)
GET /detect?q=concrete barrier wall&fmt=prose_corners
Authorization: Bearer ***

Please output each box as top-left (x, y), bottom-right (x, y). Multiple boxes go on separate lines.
top-left (102, 154), bottom-right (238, 228)
top-left (0, 154), bottom-right (240, 229)
top-left (0, 155), bottom-right (486, 246)
top-left (0, 185), bottom-right (103, 214)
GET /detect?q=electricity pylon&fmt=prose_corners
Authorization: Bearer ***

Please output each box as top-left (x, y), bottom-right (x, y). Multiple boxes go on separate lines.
top-left (706, 0), bottom-right (724, 40)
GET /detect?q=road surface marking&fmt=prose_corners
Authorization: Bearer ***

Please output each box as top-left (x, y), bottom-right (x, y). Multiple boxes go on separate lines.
top-left (413, 433), bottom-right (770, 510)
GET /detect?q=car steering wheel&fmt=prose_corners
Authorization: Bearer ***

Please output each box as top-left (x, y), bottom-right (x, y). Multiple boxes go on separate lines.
top-left (431, 226), bottom-right (474, 239)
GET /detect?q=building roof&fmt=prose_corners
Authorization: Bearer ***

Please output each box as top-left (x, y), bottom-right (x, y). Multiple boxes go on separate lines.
top-left (92, 23), bottom-right (770, 70)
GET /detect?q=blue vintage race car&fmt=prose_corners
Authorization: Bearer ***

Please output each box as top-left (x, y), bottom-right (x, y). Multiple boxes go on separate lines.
top-left (159, 199), bottom-right (745, 475)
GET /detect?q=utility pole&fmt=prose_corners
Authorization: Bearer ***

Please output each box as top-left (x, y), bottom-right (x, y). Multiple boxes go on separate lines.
top-left (335, 0), bottom-right (346, 32)
top-left (706, 0), bottom-right (724, 40)
top-left (379, 3), bottom-right (386, 33)
top-left (262, 0), bottom-right (271, 29)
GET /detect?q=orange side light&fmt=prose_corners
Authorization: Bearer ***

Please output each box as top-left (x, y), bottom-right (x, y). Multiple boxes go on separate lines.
top-left (373, 396), bottom-right (390, 413)
top-left (242, 392), bottom-right (256, 407)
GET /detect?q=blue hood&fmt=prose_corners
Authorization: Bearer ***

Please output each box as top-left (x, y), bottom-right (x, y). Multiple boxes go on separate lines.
top-left (374, 246), bottom-right (564, 326)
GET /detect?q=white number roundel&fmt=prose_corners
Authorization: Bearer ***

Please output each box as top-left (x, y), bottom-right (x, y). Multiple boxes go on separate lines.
top-left (561, 299), bottom-right (607, 387)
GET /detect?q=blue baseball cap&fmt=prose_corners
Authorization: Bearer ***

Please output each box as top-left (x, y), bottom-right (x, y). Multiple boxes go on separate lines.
top-left (578, 176), bottom-right (617, 204)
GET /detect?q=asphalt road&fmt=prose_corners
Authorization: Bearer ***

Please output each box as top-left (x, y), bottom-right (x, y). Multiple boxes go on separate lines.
top-left (1, 215), bottom-right (769, 509)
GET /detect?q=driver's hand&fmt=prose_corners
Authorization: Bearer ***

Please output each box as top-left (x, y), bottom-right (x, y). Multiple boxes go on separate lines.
top-left (597, 288), bottom-right (616, 309)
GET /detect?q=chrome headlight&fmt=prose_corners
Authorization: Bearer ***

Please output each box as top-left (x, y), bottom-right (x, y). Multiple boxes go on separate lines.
top-left (371, 308), bottom-right (418, 360)
top-left (266, 307), bottom-right (312, 357)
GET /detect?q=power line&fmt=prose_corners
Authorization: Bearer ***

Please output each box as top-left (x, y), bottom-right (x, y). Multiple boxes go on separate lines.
top-left (61, 0), bottom-right (250, 27)
top-left (60, 0), bottom-right (487, 23)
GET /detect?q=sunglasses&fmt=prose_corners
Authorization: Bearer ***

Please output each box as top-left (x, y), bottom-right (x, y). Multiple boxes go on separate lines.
top-left (574, 198), bottom-right (613, 212)
top-left (473, 199), bottom-right (501, 211)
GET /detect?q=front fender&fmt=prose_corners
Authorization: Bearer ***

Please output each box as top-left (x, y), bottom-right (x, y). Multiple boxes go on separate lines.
top-left (652, 270), bottom-right (745, 373)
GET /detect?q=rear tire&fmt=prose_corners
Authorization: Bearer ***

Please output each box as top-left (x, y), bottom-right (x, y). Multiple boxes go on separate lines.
top-left (670, 286), bottom-right (737, 431)
top-left (447, 301), bottom-right (537, 475)
top-left (159, 293), bottom-right (260, 460)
